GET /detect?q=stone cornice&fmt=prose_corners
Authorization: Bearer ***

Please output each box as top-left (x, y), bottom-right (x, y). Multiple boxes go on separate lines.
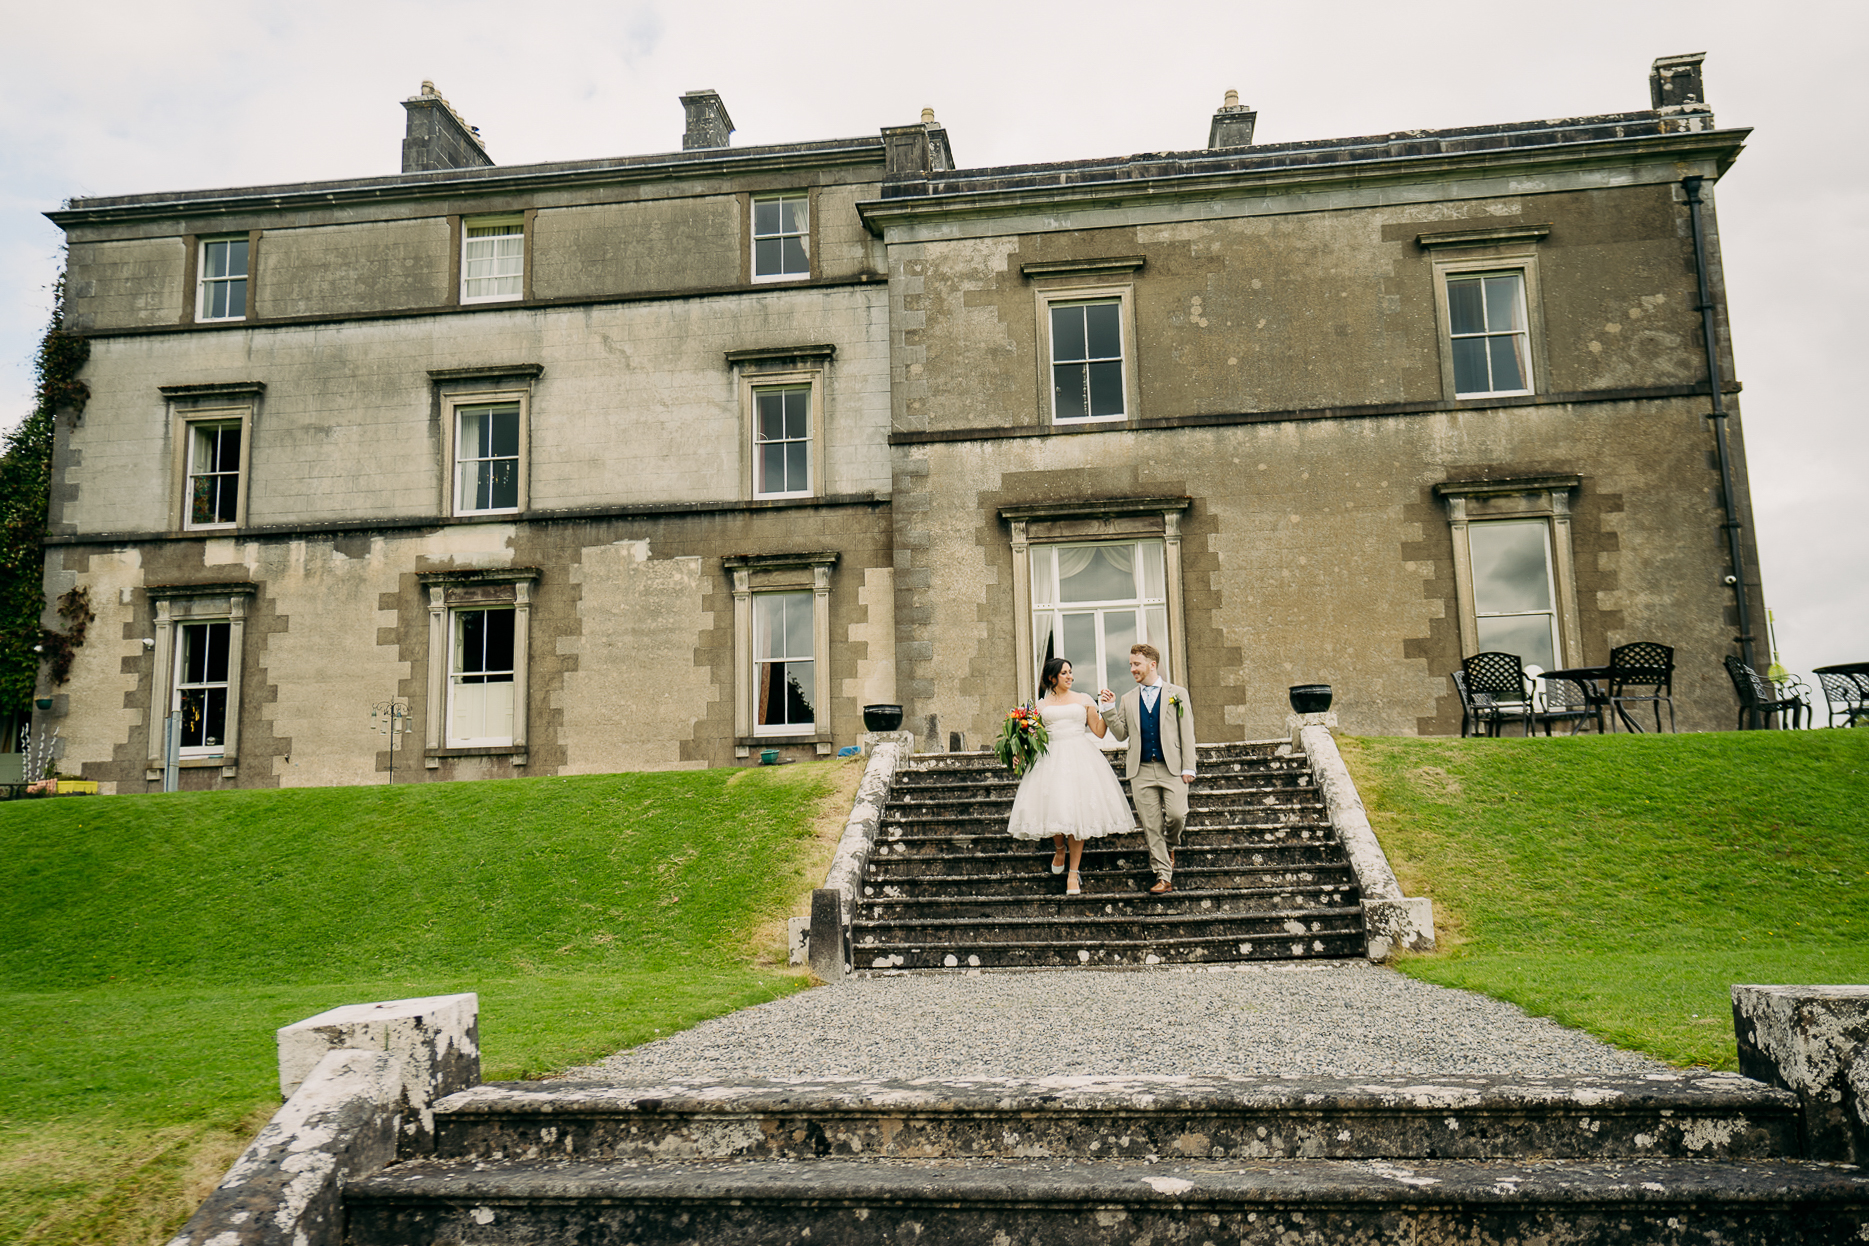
top-left (858, 129), bottom-right (1749, 238)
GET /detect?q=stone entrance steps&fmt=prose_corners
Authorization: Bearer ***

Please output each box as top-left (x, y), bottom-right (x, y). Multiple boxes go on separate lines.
top-left (343, 1074), bottom-right (1869, 1244)
top-left (851, 742), bottom-right (1369, 969)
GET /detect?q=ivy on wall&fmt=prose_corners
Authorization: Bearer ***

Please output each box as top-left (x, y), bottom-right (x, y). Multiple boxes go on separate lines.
top-left (1, 274), bottom-right (90, 710)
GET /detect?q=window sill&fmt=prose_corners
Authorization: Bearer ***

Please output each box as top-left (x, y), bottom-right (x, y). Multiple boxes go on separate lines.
top-left (751, 273), bottom-right (813, 284)
top-left (739, 733), bottom-right (829, 746)
top-left (183, 523), bottom-right (238, 533)
top-left (1453, 389), bottom-right (1535, 401)
top-left (461, 295), bottom-right (524, 305)
top-left (1052, 415), bottom-right (1130, 429)
top-left (451, 509), bottom-right (522, 520)
top-left (426, 745), bottom-right (528, 768)
top-left (145, 757), bottom-right (237, 779)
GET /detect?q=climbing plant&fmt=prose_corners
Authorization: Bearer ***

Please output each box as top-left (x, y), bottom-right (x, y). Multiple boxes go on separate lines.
top-left (1, 273), bottom-right (89, 709)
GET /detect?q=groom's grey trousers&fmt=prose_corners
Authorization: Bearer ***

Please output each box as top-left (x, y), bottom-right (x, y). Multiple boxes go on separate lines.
top-left (1131, 760), bottom-right (1189, 882)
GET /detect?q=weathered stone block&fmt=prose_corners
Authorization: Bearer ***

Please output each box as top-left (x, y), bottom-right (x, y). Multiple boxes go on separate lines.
top-left (278, 993), bottom-right (479, 1155)
top-left (1732, 983), bottom-right (1869, 1163)
top-left (167, 1048), bottom-right (399, 1246)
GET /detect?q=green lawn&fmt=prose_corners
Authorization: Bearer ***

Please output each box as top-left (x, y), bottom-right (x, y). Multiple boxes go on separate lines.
top-left (1340, 730), bottom-right (1869, 1069)
top-left (0, 760), bottom-right (851, 1244)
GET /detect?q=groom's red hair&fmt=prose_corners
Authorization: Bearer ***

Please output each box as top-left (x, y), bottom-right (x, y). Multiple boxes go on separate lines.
top-left (1129, 643), bottom-right (1160, 664)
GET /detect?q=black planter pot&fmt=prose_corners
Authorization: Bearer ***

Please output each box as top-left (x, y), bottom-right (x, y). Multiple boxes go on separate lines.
top-left (862, 703), bottom-right (904, 732)
top-left (1288, 684), bottom-right (1333, 714)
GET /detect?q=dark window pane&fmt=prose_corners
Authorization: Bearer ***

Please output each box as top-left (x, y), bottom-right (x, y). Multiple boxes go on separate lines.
top-left (214, 427), bottom-right (240, 472)
top-left (226, 278), bottom-right (246, 312)
top-left (459, 611), bottom-right (487, 673)
top-left (1452, 337), bottom-right (1489, 394)
top-left (216, 476), bottom-right (238, 523)
top-left (180, 688), bottom-right (208, 747)
top-left (488, 408), bottom-right (519, 458)
top-left (1488, 334), bottom-right (1527, 391)
top-left (1448, 279), bottom-right (1484, 336)
top-left (780, 198), bottom-right (805, 234)
top-left (202, 687), bottom-right (226, 746)
top-left (755, 238), bottom-right (781, 275)
top-left (1051, 306), bottom-right (1086, 363)
top-left (786, 443), bottom-right (808, 493)
top-left (1087, 360), bottom-right (1124, 417)
top-left (784, 660), bottom-right (815, 724)
top-left (226, 240), bottom-right (249, 277)
top-left (754, 200), bottom-right (781, 235)
top-left (784, 389), bottom-right (808, 438)
top-left (487, 460), bottom-right (518, 510)
top-left (204, 242), bottom-right (228, 279)
top-left (1053, 364), bottom-right (1087, 420)
top-left (191, 478), bottom-right (216, 526)
top-left (203, 623), bottom-right (230, 682)
top-left (1084, 302), bottom-right (1121, 359)
top-left (761, 442), bottom-right (785, 492)
top-left (483, 609), bottom-right (515, 670)
top-left (757, 392), bottom-right (783, 441)
top-left (781, 237), bottom-right (808, 274)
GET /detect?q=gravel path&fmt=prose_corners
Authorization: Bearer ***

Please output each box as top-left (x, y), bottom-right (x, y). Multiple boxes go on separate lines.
top-left (566, 962), bottom-right (1669, 1082)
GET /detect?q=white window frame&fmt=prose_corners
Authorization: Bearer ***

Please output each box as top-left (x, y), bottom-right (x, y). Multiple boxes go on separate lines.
top-left (196, 236), bottom-right (249, 321)
top-left (183, 419), bottom-right (244, 531)
top-left (1466, 519), bottom-right (1562, 671)
top-left (1439, 477), bottom-right (1583, 670)
top-left (726, 553), bottom-right (837, 755)
top-left (1033, 282), bottom-right (1140, 427)
top-left (1002, 499), bottom-right (1189, 706)
top-left (1431, 249), bottom-right (1546, 402)
top-left (145, 585), bottom-right (253, 780)
top-left (446, 606), bottom-right (518, 748)
top-left (743, 372), bottom-right (824, 499)
top-left (422, 570), bottom-right (537, 765)
top-left (169, 401), bottom-right (255, 532)
top-left (172, 621), bottom-right (232, 758)
top-left (440, 390), bottom-right (530, 518)
top-left (750, 192), bottom-right (810, 282)
top-left (461, 214), bottom-right (525, 303)
top-left (1030, 540), bottom-right (1173, 693)
top-left (750, 591), bottom-right (817, 737)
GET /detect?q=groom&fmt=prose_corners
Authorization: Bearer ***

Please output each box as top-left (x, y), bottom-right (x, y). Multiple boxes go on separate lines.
top-left (1098, 643), bottom-right (1197, 895)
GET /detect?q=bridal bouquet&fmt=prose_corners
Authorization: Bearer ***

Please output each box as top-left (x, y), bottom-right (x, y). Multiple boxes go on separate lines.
top-left (993, 704), bottom-right (1051, 777)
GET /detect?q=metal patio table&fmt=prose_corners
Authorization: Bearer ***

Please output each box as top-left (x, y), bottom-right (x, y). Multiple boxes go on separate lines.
top-left (1537, 667), bottom-right (1651, 733)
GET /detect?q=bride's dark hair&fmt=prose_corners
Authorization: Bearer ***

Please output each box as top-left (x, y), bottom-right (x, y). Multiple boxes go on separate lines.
top-left (1039, 657), bottom-right (1071, 698)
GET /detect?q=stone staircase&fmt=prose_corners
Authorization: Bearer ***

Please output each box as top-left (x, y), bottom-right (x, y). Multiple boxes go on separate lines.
top-left (344, 1072), bottom-right (1869, 1243)
top-left (851, 741), bottom-right (1368, 970)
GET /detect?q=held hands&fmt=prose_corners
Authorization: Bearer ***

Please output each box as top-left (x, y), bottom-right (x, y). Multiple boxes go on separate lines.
top-left (1097, 688), bottom-right (1116, 706)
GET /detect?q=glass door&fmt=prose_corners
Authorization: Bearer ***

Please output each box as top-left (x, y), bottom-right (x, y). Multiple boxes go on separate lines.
top-left (1031, 540), bottom-right (1170, 694)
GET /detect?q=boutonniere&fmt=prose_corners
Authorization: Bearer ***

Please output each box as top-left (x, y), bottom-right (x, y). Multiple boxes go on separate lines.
top-left (1168, 694), bottom-right (1184, 719)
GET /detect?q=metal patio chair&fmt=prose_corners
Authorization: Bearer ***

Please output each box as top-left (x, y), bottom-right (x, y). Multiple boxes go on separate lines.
top-left (1535, 674), bottom-right (1603, 735)
top-left (1724, 655), bottom-right (1807, 731)
top-left (1606, 641), bottom-right (1676, 733)
top-left (1452, 670), bottom-right (1498, 738)
top-left (1461, 652), bottom-right (1534, 737)
top-left (1818, 672), bottom-right (1869, 729)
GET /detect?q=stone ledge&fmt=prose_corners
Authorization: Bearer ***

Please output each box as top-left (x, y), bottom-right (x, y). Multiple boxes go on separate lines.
top-left (166, 1048), bottom-right (400, 1246)
top-left (813, 741), bottom-right (908, 978)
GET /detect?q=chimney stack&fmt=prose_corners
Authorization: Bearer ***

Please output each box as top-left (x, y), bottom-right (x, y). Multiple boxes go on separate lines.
top-left (681, 90), bottom-right (734, 150)
top-left (882, 107), bottom-right (955, 178)
top-left (1208, 89), bottom-right (1257, 149)
top-left (401, 81), bottom-right (493, 173)
top-left (1649, 53), bottom-right (1712, 133)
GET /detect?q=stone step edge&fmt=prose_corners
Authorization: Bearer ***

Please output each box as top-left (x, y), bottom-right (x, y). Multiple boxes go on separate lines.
top-left (857, 885), bottom-right (1361, 909)
top-left (864, 865), bottom-right (1359, 884)
top-left (347, 1156), bottom-right (1866, 1211)
top-left (852, 905), bottom-right (1365, 931)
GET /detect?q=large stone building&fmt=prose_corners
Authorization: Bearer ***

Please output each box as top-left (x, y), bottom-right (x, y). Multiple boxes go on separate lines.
top-left (34, 57), bottom-right (1765, 791)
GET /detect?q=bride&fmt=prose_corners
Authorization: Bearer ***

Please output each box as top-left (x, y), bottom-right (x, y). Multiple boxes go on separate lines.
top-left (1005, 658), bottom-right (1137, 895)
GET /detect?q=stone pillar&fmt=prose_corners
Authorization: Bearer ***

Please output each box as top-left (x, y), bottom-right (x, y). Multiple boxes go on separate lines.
top-left (809, 887), bottom-right (848, 980)
top-left (1732, 984), bottom-right (1869, 1163)
top-left (277, 993), bottom-right (480, 1156)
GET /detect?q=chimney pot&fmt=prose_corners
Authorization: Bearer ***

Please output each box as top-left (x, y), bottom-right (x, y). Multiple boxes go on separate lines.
top-left (921, 107), bottom-right (937, 125)
top-left (1208, 91), bottom-right (1257, 149)
top-left (1223, 89), bottom-right (1239, 108)
top-left (421, 80), bottom-right (437, 96)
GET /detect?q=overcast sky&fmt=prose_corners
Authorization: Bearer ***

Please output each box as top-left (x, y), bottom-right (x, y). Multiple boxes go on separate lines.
top-left (1, 0), bottom-right (1862, 681)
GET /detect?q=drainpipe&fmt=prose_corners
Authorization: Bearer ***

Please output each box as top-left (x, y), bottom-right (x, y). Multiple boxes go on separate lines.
top-left (1681, 175), bottom-right (1755, 669)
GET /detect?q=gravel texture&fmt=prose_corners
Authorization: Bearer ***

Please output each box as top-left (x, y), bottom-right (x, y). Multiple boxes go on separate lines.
top-left (565, 962), bottom-right (1670, 1082)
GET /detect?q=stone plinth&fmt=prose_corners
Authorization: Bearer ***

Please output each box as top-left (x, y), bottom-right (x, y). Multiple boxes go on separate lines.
top-left (278, 993), bottom-right (479, 1155)
top-left (1732, 984), bottom-right (1869, 1163)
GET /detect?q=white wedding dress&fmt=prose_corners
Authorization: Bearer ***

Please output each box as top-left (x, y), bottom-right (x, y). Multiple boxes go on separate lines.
top-left (1005, 701), bottom-right (1137, 841)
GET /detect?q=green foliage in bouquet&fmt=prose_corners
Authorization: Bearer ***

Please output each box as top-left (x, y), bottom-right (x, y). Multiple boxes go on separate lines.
top-left (993, 704), bottom-right (1051, 776)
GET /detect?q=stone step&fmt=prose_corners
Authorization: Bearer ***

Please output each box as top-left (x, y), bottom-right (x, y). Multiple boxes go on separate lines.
top-left (857, 884), bottom-right (1362, 922)
top-left (895, 767), bottom-right (1316, 791)
top-left (345, 1153), bottom-right (1869, 1246)
top-left (880, 808), bottom-right (1334, 834)
top-left (868, 848), bottom-right (1351, 882)
top-left (852, 904), bottom-right (1365, 948)
top-left (885, 790), bottom-right (1327, 815)
top-left (861, 864), bottom-right (1359, 898)
top-left (410, 1074), bottom-right (1800, 1164)
top-left (868, 833), bottom-right (1339, 864)
top-left (856, 928), bottom-right (1367, 968)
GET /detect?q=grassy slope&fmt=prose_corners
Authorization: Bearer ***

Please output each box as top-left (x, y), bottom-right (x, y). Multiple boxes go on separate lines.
top-left (0, 759), bottom-right (853, 1243)
top-left (1340, 730), bottom-right (1869, 1068)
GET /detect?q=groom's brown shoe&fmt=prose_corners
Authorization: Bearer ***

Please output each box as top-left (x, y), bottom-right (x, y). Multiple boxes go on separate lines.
top-left (1149, 878), bottom-right (1173, 895)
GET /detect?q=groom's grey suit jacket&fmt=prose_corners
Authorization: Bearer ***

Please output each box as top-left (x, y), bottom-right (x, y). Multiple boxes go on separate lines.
top-left (1101, 682), bottom-right (1198, 781)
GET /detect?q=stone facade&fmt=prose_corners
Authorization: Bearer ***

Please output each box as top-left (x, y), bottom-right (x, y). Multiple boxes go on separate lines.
top-left (38, 59), bottom-right (1767, 791)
